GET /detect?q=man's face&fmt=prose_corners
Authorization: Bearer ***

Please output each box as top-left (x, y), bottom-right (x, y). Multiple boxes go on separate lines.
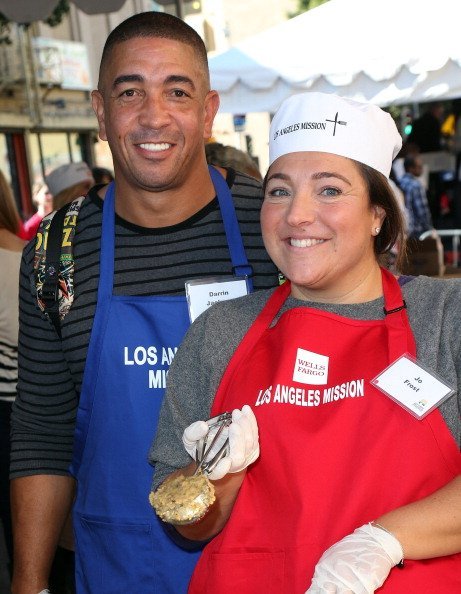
top-left (412, 157), bottom-right (423, 177)
top-left (92, 37), bottom-right (219, 194)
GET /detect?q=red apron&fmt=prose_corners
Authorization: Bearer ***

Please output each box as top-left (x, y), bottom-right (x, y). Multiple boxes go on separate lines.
top-left (189, 268), bottom-right (461, 594)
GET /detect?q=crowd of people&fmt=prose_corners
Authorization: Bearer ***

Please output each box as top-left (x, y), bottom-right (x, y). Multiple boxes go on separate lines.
top-left (1, 9), bottom-right (460, 594)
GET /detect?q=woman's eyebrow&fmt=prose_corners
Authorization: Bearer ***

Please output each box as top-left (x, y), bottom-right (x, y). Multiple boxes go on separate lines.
top-left (266, 172), bottom-right (291, 183)
top-left (311, 171), bottom-right (352, 185)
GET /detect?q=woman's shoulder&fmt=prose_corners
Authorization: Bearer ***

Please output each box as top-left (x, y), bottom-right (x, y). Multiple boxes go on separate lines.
top-left (203, 287), bottom-right (275, 317)
top-left (402, 274), bottom-right (461, 307)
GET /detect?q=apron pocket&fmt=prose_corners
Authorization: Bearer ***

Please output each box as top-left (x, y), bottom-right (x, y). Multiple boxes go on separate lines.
top-left (75, 514), bottom-right (155, 594)
top-left (206, 550), bottom-right (285, 594)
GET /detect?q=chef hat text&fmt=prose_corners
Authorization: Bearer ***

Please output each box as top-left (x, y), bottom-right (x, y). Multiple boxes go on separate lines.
top-left (269, 92), bottom-right (402, 177)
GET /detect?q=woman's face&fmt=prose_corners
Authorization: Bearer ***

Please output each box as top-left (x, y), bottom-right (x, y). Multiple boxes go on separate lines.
top-left (262, 151), bottom-right (385, 302)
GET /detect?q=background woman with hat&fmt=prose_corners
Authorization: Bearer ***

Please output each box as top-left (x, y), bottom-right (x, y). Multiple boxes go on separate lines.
top-left (150, 92), bottom-right (461, 593)
top-left (46, 162), bottom-right (95, 211)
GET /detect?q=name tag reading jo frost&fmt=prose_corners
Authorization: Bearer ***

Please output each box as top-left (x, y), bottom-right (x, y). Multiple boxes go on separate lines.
top-left (185, 276), bottom-right (250, 323)
top-left (371, 354), bottom-right (454, 419)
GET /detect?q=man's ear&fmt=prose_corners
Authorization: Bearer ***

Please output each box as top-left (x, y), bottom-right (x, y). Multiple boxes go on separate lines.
top-left (203, 90), bottom-right (220, 141)
top-left (92, 90), bottom-right (107, 141)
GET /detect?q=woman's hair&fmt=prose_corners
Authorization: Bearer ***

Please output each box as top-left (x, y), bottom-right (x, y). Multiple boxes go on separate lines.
top-left (0, 170), bottom-right (21, 234)
top-left (205, 142), bottom-right (262, 180)
top-left (355, 161), bottom-right (407, 270)
top-left (263, 158), bottom-right (407, 271)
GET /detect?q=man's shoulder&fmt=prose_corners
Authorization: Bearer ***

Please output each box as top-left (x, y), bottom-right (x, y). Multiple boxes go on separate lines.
top-left (229, 170), bottom-right (263, 201)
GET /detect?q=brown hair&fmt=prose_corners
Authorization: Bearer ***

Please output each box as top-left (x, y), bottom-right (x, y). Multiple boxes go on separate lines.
top-left (205, 142), bottom-right (262, 180)
top-left (98, 11), bottom-right (210, 90)
top-left (0, 170), bottom-right (21, 234)
top-left (53, 181), bottom-right (92, 211)
top-left (355, 161), bottom-right (407, 270)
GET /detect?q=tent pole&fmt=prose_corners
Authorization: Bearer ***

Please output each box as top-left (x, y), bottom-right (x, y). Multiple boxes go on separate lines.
top-left (174, 0), bottom-right (184, 19)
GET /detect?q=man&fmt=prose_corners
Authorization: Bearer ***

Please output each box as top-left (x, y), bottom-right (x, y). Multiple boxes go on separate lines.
top-left (399, 153), bottom-right (434, 238)
top-left (407, 102), bottom-right (444, 153)
top-left (10, 12), bottom-right (278, 594)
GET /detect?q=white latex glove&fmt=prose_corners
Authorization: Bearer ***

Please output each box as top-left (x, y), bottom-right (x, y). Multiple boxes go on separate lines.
top-left (182, 413), bottom-right (230, 462)
top-left (182, 405), bottom-right (259, 480)
top-left (305, 523), bottom-right (404, 594)
top-left (38, 590), bottom-right (51, 594)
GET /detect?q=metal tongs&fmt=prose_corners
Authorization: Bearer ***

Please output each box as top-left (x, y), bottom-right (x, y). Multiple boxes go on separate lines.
top-left (195, 412), bottom-right (232, 476)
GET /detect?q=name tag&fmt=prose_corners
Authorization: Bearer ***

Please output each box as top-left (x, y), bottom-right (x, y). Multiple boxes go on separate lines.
top-left (371, 354), bottom-right (454, 419)
top-left (185, 276), bottom-right (250, 323)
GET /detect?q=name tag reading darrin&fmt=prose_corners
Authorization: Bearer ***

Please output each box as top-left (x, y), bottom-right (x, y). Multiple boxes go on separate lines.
top-left (371, 354), bottom-right (454, 419)
top-left (185, 276), bottom-right (250, 323)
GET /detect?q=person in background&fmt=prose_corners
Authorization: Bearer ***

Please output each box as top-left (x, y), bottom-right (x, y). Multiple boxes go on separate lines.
top-left (21, 183), bottom-right (53, 241)
top-left (399, 153), bottom-right (434, 238)
top-left (451, 98), bottom-right (461, 184)
top-left (407, 102), bottom-right (444, 153)
top-left (10, 11), bottom-right (278, 594)
top-left (205, 141), bottom-right (262, 181)
top-left (0, 170), bottom-right (25, 594)
top-left (151, 92), bottom-right (461, 593)
top-left (46, 162), bottom-right (95, 211)
top-left (91, 166), bottom-right (114, 185)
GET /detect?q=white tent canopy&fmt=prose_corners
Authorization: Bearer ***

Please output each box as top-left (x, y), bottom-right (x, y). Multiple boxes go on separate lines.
top-left (209, 0), bottom-right (461, 114)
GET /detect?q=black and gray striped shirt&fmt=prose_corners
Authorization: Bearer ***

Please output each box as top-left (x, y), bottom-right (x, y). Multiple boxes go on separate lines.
top-left (10, 170), bottom-right (279, 478)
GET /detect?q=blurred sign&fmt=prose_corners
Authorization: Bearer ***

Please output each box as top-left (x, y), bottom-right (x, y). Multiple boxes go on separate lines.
top-left (33, 37), bottom-right (92, 90)
top-left (0, 42), bottom-right (23, 83)
top-left (233, 114), bottom-right (246, 132)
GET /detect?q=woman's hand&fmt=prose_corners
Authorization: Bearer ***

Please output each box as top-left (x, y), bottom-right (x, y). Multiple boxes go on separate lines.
top-left (182, 405), bottom-right (259, 479)
top-left (305, 523), bottom-right (403, 594)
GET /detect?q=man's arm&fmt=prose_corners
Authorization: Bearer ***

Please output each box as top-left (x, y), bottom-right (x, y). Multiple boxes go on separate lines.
top-left (10, 243), bottom-right (79, 593)
top-left (11, 475), bottom-right (75, 594)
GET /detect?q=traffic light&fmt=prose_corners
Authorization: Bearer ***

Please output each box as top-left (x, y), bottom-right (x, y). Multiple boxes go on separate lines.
top-left (404, 111), bottom-right (413, 136)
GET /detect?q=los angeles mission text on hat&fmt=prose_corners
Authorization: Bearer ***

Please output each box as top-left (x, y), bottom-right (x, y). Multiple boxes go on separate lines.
top-left (273, 120), bottom-right (327, 140)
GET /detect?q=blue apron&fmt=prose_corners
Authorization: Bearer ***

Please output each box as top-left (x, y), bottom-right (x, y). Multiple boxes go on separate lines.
top-left (70, 167), bottom-right (253, 594)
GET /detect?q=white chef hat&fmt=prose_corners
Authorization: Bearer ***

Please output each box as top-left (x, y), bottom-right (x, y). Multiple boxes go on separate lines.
top-left (269, 92), bottom-right (402, 177)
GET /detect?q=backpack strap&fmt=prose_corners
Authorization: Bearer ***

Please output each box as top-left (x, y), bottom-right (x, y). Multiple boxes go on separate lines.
top-left (34, 197), bottom-right (84, 336)
top-left (41, 205), bottom-right (68, 337)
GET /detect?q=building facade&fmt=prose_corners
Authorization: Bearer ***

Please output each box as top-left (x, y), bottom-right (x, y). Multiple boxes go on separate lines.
top-left (0, 0), bottom-right (296, 217)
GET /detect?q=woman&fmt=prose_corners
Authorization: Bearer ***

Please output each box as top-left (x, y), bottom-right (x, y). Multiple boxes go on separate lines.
top-left (22, 181), bottom-right (53, 240)
top-left (46, 161), bottom-right (95, 211)
top-left (0, 170), bottom-right (25, 589)
top-left (150, 93), bottom-right (461, 593)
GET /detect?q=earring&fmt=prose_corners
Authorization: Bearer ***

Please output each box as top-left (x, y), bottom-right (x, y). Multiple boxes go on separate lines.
top-left (374, 227), bottom-right (380, 235)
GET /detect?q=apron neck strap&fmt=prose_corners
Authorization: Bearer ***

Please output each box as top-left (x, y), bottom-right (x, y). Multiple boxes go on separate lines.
top-left (98, 181), bottom-right (116, 299)
top-left (381, 267), bottom-right (417, 359)
top-left (209, 165), bottom-right (254, 290)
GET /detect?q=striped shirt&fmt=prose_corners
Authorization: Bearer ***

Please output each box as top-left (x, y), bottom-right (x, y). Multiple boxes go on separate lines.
top-left (10, 170), bottom-right (279, 478)
top-left (0, 248), bottom-right (21, 402)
